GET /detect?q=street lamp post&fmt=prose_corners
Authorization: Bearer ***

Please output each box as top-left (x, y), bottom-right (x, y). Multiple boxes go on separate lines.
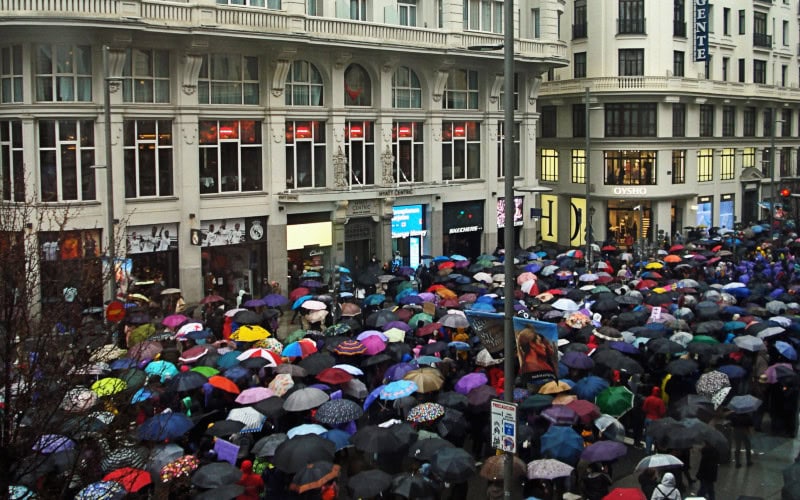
top-left (584, 87), bottom-right (592, 264)
top-left (103, 45), bottom-right (117, 301)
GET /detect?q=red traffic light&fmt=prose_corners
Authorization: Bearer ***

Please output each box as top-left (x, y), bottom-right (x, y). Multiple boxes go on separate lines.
top-left (780, 188), bottom-right (792, 198)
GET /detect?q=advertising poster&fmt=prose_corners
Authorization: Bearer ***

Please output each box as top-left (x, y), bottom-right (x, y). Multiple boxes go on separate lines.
top-left (513, 316), bottom-right (559, 384)
top-left (126, 224), bottom-right (178, 254)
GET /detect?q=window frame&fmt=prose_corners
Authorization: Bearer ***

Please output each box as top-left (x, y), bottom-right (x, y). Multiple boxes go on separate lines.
top-left (285, 120), bottom-right (326, 190)
top-left (697, 148), bottom-right (714, 182)
top-left (1, 120), bottom-right (24, 201)
top-left (605, 103), bottom-right (657, 137)
top-left (285, 60), bottom-right (324, 107)
top-left (571, 149), bottom-right (585, 184)
top-left (574, 52), bottom-right (587, 79)
top-left (35, 44), bottom-right (92, 102)
top-left (198, 119), bottom-right (263, 194)
top-left (540, 148), bottom-right (559, 183)
top-left (344, 120), bottom-right (375, 187)
top-left (699, 104), bottom-right (715, 137)
top-left (398, 0), bottom-right (417, 26)
top-left (672, 149), bottom-right (685, 184)
top-left (720, 148), bottom-right (735, 180)
top-left (392, 66), bottom-right (422, 109)
top-left (497, 121), bottom-right (520, 178)
top-left (441, 121), bottom-right (481, 180)
top-left (392, 121), bottom-right (424, 183)
top-left (444, 69), bottom-right (479, 110)
top-left (0, 45), bottom-right (23, 103)
top-left (604, 150), bottom-right (656, 185)
top-left (121, 48), bottom-right (170, 104)
top-left (123, 119), bottom-right (174, 199)
top-left (673, 51), bottom-right (684, 77)
top-left (743, 107), bottom-right (756, 137)
top-left (197, 53), bottom-right (259, 105)
top-left (619, 49), bottom-right (644, 76)
top-left (672, 103), bottom-right (686, 138)
top-left (722, 106), bottom-right (735, 137)
top-left (464, 0), bottom-right (504, 33)
top-left (38, 119), bottom-right (96, 202)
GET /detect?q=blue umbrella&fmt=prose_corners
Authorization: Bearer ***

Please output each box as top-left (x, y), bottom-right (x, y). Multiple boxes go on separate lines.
top-left (384, 362), bottom-right (418, 382)
top-left (75, 482), bottom-right (126, 500)
top-left (448, 341), bottom-right (471, 351)
top-left (561, 351), bottom-right (594, 370)
top-left (137, 412), bottom-right (194, 441)
top-left (363, 385), bottom-right (385, 410)
top-left (469, 302), bottom-right (496, 313)
top-left (145, 360), bottom-right (179, 382)
top-left (450, 254), bottom-right (468, 261)
top-left (608, 341), bottom-right (639, 355)
top-left (379, 380), bottom-right (418, 400)
top-left (131, 387), bottom-right (153, 404)
top-left (263, 294), bottom-right (289, 307)
top-left (216, 351), bottom-right (241, 369)
top-left (363, 294), bottom-right (386, 306)
top-left (224, 366), bottom-right (250, 380)
top-left (399, 294), bottom-right (423, 305)
top-left (717, 364), bottom-right (747, 379)
top-left (433, 256), bottom-right (450, 262)
top-left (540, 425), bottom-right (584, 465)
top-left (110, 358), bottom-right (138, 370)
top-left (322, 429), bottom-right (353, 450)
top-left (572, 375), bottom-right (609, 401)
top-left (336, 266), bottom-right (351, 274)
top-left (776, 340), bottom-right (798, 361)
top-left (292, 295), bottom-right (314, 310)
top-left (724, 321), bottom-right (747, 331)
top-left (416, 356), bottom-right (442, 365)
top-left (525, 263), bottom-right (542, 273)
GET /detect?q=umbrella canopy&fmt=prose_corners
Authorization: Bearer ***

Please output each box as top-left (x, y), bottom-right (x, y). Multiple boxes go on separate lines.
top-left (347, 469), bottom-right (393, 499)
top-left (541, 405), bottom-right (579, 426)
top-left (351, 425), bottom-right (404, 454)
top-left (251, 433), bottom-right (288, 458)
top-left (191, 462), bottom-right (241, 489)
top-left (696, 371), bottom-right (731, 397)
top-left (454, 372), bottom-right (488, 394)
top-left (430, 447), bottom-right (476, 483)
top-left (634, 453), bottom-right (684, 472)
top-left (527, 458), bottom-right (575, 480)
top-left (595, 386), bottom-right (634, 418)
top-left (580, 440), bottom-right (627, 463)
top-left (540, 425), bottom-right (584, 465)
top-left (283, 387), bottom-right (330, 412)
top-left (314, 399), bottom-right (363, 425)
top-left (728, 394), bottom-right (763, 414)
top-left (406, 402), bottom-right (445, 423)
top-left (102, 467), bottom-right (152, 493)
top-left (391, 473), bottom-right (438, 500)
top-left (403, 367), bottom-right (444, 393)
top-left (137, 412), bottom-right (194, 441)
top-left (272, 434), bottom-right (336, 473)
top-left (480, 455), bottom-right (527, 481)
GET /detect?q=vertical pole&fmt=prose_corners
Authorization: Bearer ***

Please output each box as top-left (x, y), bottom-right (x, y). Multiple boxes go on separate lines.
top-left (770, 107), bottom-right (776, 238)
top-left (584, 87), bottom-right (591, 264)
top-left (502, 0), bottom-right (515, 497)
top-left (103, 46), bottom-right (117, 301)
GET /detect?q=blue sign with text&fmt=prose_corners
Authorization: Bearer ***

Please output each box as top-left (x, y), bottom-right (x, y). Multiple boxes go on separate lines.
top-left (694, 0), bottom-right (709, 61)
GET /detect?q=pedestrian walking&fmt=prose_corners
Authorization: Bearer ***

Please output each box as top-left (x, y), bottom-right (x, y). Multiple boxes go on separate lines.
top-left (729, 410), bottom-right (754, 467)
top-left (642, 386), bottom-right (666, 454)
top-left (650, 472), bottom-right (681, 500)
top-left (695, 443), bottom-right (720, 500)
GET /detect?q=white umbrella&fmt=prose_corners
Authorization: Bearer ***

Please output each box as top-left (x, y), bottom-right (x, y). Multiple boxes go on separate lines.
top-left (472, 272), bottom-right (492, 284)
top-left (757, 326), bottom-right (786, 339)
top-left (635, 453), bottom-right (684, 472)
top-left (551, 298), bottom-right (579, 312)
top-left (301, 300), bottom-right (327, 311)
top-left (733, 335), bottom-right (765, 352)
top-left (333, 364), bottom-right (364, 376)
top-left (227, 407), bottom-right (267, 433)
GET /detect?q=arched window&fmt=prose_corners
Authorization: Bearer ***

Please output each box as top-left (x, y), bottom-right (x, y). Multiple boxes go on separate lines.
top-left (344, 64), bottom-right (371, 106)
top-left (392, 66), bottom-right (421, 108)
top-left (285, 60), bottom-right (324, 106)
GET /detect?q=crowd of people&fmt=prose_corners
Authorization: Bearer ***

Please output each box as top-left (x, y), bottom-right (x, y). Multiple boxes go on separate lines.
top-left (10, 223), bottom-right (800, 500)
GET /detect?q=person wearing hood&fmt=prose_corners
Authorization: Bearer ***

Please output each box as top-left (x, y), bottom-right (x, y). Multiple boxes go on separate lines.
top-left (650, 472), bottom-right (681, 500)
top-left (237, 459), bottom-right (264, 500)
top-left (642, 386), bottom-right (666, 454)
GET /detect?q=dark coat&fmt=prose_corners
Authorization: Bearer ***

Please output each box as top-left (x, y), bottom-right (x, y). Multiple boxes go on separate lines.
top-left (696, 445), bottom-right (720, 482)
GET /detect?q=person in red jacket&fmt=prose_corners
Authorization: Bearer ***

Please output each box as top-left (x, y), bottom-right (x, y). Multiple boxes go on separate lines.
top-left (237, 460), bottom-right (264, 500)
top-left (642, 386), bottom-right (666, 454)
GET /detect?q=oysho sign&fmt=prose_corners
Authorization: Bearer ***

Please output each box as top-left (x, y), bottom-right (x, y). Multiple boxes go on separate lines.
top-left (694, 0), bottom-right (709, 61)
top-left (613, 186), bottom-right (648, 196)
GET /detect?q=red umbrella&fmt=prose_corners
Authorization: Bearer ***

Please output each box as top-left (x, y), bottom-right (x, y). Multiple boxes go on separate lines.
top-left (438, 261), bottom-right (455, 270)
top-left (635, 279), bottom-right (658, 290)
top-left (567, 399), bottom-right (602, 424)
top-left (200, 294), bottom-right (225, 304)
top-left (208, 375), bottom-right (240, 394)
top-left (602, 488), bottom-right (647, 500)
top-left (601, 245), bottom-right (617, 252)
top-left (416, 322), bottom-right (442, 337)
top-left (289, 287), bottom-right (311, 301)
top-left (103, 467), bottom-right (152, 492)
top-left (316, 367), bottom-right (353, 385)
top-left (668, 244), bottom-right (684, 253)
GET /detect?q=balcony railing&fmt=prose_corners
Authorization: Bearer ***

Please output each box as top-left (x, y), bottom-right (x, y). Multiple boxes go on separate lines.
top-left (673, 20), bottom-right (686, 37)
top-left (617, 17), bottom-right (646, 35)
top-left (753, 33), bottom-right (773, 48)
top-left (572, 22), bottom-right (587, 39)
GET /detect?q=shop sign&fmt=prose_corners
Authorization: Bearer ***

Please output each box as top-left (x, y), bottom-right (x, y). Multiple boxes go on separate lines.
top-left (126, 223), bottom-right (178, 254)
top-left (392, 204), bottom-right (425, 238)
top-left (443, 200), bottom-right (484, 235)
top-left (612, 187), bottom-right (647, 196)
top-left (347, 199), bottom-right (376, 217)
top-left (345, 220), bottom-right (374, 240)
top-left (496, 196), bottom-right (524, 229)
top-left (693, 0), bottom-right (709, 62)
top-left (199, 217), bottom-right (266, 246)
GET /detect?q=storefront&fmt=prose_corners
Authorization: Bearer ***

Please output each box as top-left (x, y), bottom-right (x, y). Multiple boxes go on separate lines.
top-left (496, 196), bottom-right (523, 251)
top-left (39, 229), bottom-right (103, 308)
top-left (198, 217), bottom-right (267, 302)
top-left (286, 213), bottom-right (333, 290)
top-left (125, 223), bottom-right (180, 295)
top-left (606, 201), bottom-right (651, 247)
top-left (443, 200), bottom-right (484, 258)
top-left (392, 204), bottom-right (427, 269)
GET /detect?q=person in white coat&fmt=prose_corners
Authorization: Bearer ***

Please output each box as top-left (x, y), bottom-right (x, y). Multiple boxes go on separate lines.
top-left (651, 472), bottom-right (681, 500)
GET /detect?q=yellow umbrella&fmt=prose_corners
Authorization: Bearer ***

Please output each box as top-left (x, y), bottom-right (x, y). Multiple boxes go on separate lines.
top-left (127, 293), bottom-right (151, 303)
top-left (435, 288), bottom-right (457, 300)
top-left (91, 377), bottom-right (127, 397)
top-left (403, 367), bottom-right (444, 393)
top-left (231, 325), bottom-right (271, 342)
top-left (644, 262), bottom-right (663, 270)
top-left (538, 380), bottom-right (572, 395)
top-left (383, 328), bottom-right (406, 343)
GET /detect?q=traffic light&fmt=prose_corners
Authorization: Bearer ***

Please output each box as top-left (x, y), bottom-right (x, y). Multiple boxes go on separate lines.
top-left (781, 188), bottom-right (792, 199)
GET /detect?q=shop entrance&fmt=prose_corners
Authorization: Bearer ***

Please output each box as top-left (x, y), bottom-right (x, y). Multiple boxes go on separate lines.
top-left (606, 201), bottom-right (651, 249)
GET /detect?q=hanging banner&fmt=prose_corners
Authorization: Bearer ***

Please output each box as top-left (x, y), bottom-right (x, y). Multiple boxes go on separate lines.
top-left (465, 310), bottom-right (505, 353)
top-left (694, 0), bottom-right (709, 61)
top-left (496, 196), bottom-right (524, 229)
top-left (126, 224), bottom-right (178, 254)
top-left (513, 316), bottom-right (558, 384)
top-left (199, 217), bottom-right (266, 247)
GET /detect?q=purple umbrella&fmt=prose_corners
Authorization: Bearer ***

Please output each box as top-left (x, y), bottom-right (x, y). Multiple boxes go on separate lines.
top-left (263, 294), bottom-right (289, 307)
top-left (243, 298), bottom-right (267, 308)
top-left (33, 434), bottom-right (75, 454)
top-left (561, 351), bottom-right (594, 370)
top-left (608, 341), bottom-right (639, 355)
top-left (363, 385), bottom-right (385, 411)
top-left (580, 440), bottom-right (628, 463)
top-left (542, 406), bottom-right (579, 426)
top-left (162, 314), bottom-right (189, 329)
top-left (382, 321), bottom-right (411, 332)
top-left (300, 280), bottom-right (323, 288)
top-left (454, 372), bottom-right (489, 395)
top-left (384, 362), bottom-right (418, 382)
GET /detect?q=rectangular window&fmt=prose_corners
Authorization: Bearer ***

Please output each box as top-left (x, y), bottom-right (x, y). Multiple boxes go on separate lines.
top-left (307, 0), bottom-right (321, 16)
top-left (442, 121), bottom-right (481, 180)
top-left (619, 49), bottom-right (644, 76)
top-left (782, 109), bottom-right (792, 137)
top-left (782, 65), bottom-right (788, 87)
top-left (743, 107), bottom-right (756, 136)
top-left (700, 105), bottom-right (715, 137)
top-left (738, 58), bottom-right (745, 83)
top-left (345, 121), bottom-right (374, 187)
top-left (781, 146), bottom-right (792, 177)
top-left (0, 45), bottom-right (23, 103)
top-left (605, 103), bottom-right (657, 137)
top-left (350, 0), bottom-right (367, 20)
top-left (723, 8), bottom-right (730, 35)
top-left (674, 0), bottom-right (686, 37)
top-left (198, 120), bottom-right (263, 193)
top-left (764, 108), bottom-right (774, 137)
top-left (498, 73), bottom-right (519, 111)
top-left (763, 147), bottom-right (772, 177)
top-left (444, 69), bottom-right (479, 110)
top-left (738, 9), bottom-right (745, 35)
top-left (122, 49), bottom-right (170, 104)
top-left (705, 56), bottom-right (712, 80)
top-left (123, 120), bottom-right (173, 198)
top-left (541, 105), bottom-right (557, 138)
top-left (540, 148), bottom-right (559, 182)
top-left (393, 122), bottom-right (424, 183)
top-left (697, 148), bottom-right (714, 182)
top-left (496, 121), bottom-right (520, 178)
top-left (722, 106), bottom-right (735, 137)
top-left (720, 194), bottom-right (734, 230)
top-left (574, 52), bottom-right (587, 79)
top-left (753, 12), bottom-right (770, 47)
top-left (285, 121), bottom-right (325, 190)
top-left (720, 148), bottom-right (735, 180)
top-left (672, 150), bottom-right (685, 184)
top-left (1, 120), bottom-right (24, 201)
top-left (618, 0), bottom-right (645, 34)
top-left (38, 119), bottom-right (96, 202)
top-left (464, 0), bottom-right (503, 33)
top-left (35, 44), bottom-right (92, 102)
top-left (672, 103), bottom-right (686, 137)
top-left (531, 8), bottom-right (540, 38)
top-left (697, 195), bottom-right (713, 227)
top-left (673, 51), bottom-right (684, 77)
top-left (604, 150), bottom-right (656, 185)
top-left (571, 149), bottom-right (585, 184)
top-left (742, 147), bottom-right (755, 169)
top-left (754, 60), bottom-right (767, 84)
top-left (218, 0), bottom-right (280, 7)
top-left (398, 0), bottom-right (417, 26)
top-left (573, 0), bottom-right (587, 39)
top-left (572, 104), bottom-right (586, 138)
top-left (783, 20), bottom-right (789, 46)
top-left (722, 57), bottom-right (729, 81)
top-left (198, 54), bottom-right (259, 105)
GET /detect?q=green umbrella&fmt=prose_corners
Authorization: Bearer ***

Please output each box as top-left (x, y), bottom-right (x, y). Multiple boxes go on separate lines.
top-left (395, 281), bottom-right (414, 291)
top-left (118, 369), bottom-right (147, 389)
top-left (595, 386), bottom-right (634, 418)
top-left (690, 335), bottom-right (719, 344)
top-left (324, 323), bottom-right (351, 337)
top-left (128, 323), bottom-right (156, 346)
top-left (191, 366), bottom-right (219, 378)
top-left (409, 313), bottom-right (433, 326)
top-left (284, 329), bottom-right (307, 345)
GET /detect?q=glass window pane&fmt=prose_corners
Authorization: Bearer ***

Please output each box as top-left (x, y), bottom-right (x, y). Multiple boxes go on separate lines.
top-left (60, 145), bottom-right (78, 200)
top-left (138, 144), bottom-right (157, 196)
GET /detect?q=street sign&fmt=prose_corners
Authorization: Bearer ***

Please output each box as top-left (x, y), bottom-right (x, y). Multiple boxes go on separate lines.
top-left (106, 300), bottom-right (125, 322)
top-left (490, 399), bottom-right (517, 453)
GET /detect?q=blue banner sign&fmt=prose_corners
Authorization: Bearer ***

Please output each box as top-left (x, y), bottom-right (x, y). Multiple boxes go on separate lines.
top-left (391, 204), bottom-right (425, 238)
top-left (694, 0), bottom-right (709, 61)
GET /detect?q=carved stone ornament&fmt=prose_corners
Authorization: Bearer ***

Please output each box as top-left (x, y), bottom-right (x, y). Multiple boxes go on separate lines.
top-left (432, 69), bottom-right (450, 103)
top-left (182, 124), bottom-right (198, 146)
top-left (489, 73), bottom-right (504, 104)
top-left (333, 147), bottom-right (348, 189)
top-left (271, 59), bottom-right (292, 98)
top-left (528, 76), bottom-right (543, 106)
top-left (183, 53), bottom-right (204, 96)
top-left (272, 124), bottom-right (285, 144)
top-left (381, 146), bottom-right (395, 186)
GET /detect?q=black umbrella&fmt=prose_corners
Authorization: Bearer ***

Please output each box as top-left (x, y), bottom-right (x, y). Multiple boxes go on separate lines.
top-left (232, 310), bottom-right (261, 325)
top-left (351, 425), bottom-right (404, 454)
top-left (388, 422), bottom-right (419, 448)
top-left (437, 391), bottom-right (469, 411)
top-left (298, 352), bottom-right (336, 375)
top-left (695, 301), bottom-right (720, 320)
top-left (669, 395), bottom-right (715, 422)
top-left (666, 358), bottom-right (699, 376)
top-left (430, 447), bottom-right (476, 483)
top-left (206, 419), bottom-right (246, 437)
top-left (251, 433), bottom-right (288, 458)
top-left (166, 370), bottom-right (208, 392)
top-left (348, 469), bottom-right (393, 499)
top-left (291, 461), bottom-right (340, 494)
top-left (192, 462), bottom-right (242, 489)
top-left (273, 434), bottom-right (335, 473)
top-left (366, 309), bottom-right (399, 328)
top-left (195, 484), bottom-right (245, 500)
top-left (356, 272), bottom-right (379, 286)
top-left (361, 353), bottom-right (393, 367)
top-left (392, 473), bottom-right (438, 500)
top-left (647, 338), bottom-right (686, 355)
top-left (593, 299), bottom-right (619, 314)
top-left (437, 408), bottom-right (468, 438)
top-left (645, 293), bottom-right (673, 306)
top-left (252, 396), bottom-right (285, 419)
top-left (695, 320), bottom-right (724, 335)
top-left (420, 341), bottom-right (448, 356)
top-left (100, 446), bottom-right (148, 473)
top-left (409, 438), bottom-right (455, 461)
top-left (615, 294), bottom-right (643, 306)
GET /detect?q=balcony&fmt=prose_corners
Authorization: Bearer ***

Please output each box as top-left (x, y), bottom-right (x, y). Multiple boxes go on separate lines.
top-left (673, 20), bottom-right (686, 37)
top-left (0, 0), bottom-right (569, 64)
top-left (572, 23), bottom-right (587, 39)
top-left (753, 33), bottom-right (773, 48)
top-left (617, 17), bottom-right (646, 35)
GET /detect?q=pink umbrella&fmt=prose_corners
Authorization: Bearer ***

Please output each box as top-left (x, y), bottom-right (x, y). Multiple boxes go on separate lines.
top-left (235, 387), bottom-right (276, 405)
top-left (361, 335), bottom-right (387, 355)
top-left (162, 314), bottom-right (189, 329)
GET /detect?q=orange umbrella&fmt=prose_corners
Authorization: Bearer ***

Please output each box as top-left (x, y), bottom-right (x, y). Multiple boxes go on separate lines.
top-left (103, 467), bottom-right (152, 492)
top-left (208, 375), bottom-right (240, 394)
top-left (435, 288), bottom-right (457, 300)
top-left (664, 254), bottom-right (682, 263)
